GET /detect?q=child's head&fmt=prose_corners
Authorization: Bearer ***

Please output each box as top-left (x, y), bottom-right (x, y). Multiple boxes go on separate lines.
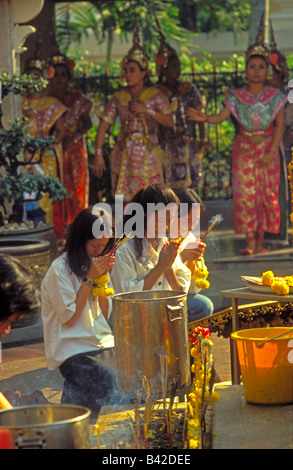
top-left (125, 184), bottom-right (179, 256)
top-left (174, 188), bottom-right (205, 236)
top-left (64, 207), bottom-right (114, 277)
top-left (0, 254), bottom-right (39, 337)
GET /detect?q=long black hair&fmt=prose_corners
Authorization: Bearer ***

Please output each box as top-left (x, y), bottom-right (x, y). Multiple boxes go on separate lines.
top-left (124, 184), bottom-right (179, 258)
top-left (0, 254), bottom-right (39, 321)
top-left (63, 207), bottom-right (114, 278)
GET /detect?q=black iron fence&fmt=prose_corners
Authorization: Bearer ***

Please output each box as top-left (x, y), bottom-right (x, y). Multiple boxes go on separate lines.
top-left (73, 67), bottom-right (248, 203)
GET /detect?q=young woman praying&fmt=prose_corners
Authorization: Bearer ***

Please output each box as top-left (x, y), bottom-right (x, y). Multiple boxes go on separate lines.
top-left (41, 208), bottom-right (118, 411)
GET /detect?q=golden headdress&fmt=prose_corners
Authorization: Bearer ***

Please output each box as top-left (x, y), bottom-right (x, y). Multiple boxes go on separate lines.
top-left (154, 14), bottom-right (178, 76)
top-left (47, 35), bottom-right (76, 77)
top-left (121, 22), bottom-right (150, 74)
top-left (268, 21), bottom-right (289, 79)
top-left (24, 36), bottom-right (45, 74)
top-left (245, 13), bottom-right (269, 63)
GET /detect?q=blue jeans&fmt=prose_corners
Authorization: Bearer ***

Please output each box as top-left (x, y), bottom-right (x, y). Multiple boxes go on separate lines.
top-left (187, 293), bottom-right (214, 323)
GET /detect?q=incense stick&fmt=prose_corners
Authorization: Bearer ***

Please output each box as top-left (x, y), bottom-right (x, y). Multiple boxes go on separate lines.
top-left (109, 232), bottom-right (133, 254)
top-left (201, 214), bottom-right (222, 242)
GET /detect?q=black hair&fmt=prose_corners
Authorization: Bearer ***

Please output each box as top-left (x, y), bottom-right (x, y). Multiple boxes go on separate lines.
top-left (174, 187), bottom-right (206, 215)
top-left (0, 254), bottom-right (39, 321)
top-left (124, 184), bottom-right (179, 258)
top-left (158, 54), bottom-right (180, 83)
top-left (63, 207), bottom-right (114, 278)
top-left (246, 54), bottom-right (268, 67)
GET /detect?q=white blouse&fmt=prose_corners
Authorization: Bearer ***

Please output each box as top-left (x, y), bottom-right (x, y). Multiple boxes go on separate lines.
top-left (110, 238), bottom-right (191, 295)
top-left (41, 253), bottom-right (114, 370)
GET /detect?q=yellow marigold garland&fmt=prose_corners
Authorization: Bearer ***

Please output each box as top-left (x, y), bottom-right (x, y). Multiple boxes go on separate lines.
top-left (92, 275), bottom-right (114, 298)
top-left (262, 271), bottom-right (293, 296)
top-left (192, 258), bottom-right (210, 289)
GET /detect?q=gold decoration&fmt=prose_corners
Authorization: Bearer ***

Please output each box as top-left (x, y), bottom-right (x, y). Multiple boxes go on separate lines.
top-left (268, 20), bottom-right (289, 79)
top-left (121, 21), bottom-right (150, 74)
top-left (24, 36), bottom-right (45, 73)
top-left (154, 13), bottom-right (178, 76)
top-left (246, 13), bottom-right (269, 63)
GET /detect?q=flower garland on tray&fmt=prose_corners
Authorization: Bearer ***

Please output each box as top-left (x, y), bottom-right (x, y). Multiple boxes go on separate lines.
top-left (262, 270), bottom-right (293, 296)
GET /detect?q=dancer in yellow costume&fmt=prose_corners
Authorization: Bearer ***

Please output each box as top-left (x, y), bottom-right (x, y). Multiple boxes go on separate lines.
top-left (21, 45), bottom-right (67, 231)
top-left (93, 22), bottom-right (174, 202)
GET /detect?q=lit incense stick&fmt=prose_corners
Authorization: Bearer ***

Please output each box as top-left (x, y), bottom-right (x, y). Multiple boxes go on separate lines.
top-left (109, 232), bottom-right (133, 254)
top-left (201, 214), bottom-right (222, 242)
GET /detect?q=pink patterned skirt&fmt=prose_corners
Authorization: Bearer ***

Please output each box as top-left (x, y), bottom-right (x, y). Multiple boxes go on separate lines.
top-left (232, 132), bottom-right (280, 235)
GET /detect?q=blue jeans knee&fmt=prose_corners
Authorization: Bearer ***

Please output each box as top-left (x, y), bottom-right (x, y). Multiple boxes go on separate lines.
top-left (187, 292), bottom-right (214, 322)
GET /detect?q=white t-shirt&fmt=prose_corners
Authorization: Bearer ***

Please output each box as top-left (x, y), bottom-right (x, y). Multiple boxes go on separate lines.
top-left (110, 237), bottom-right (191, 294)
top-left (41, 253), bottom-right (114, 370)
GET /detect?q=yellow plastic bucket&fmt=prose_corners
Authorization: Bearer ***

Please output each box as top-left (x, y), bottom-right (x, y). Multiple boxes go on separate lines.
top-left (231, 327), bottom-right (293, 405)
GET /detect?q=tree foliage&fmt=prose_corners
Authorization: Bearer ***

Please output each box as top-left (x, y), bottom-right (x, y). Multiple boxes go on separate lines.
top-left (175, 0), bottom-right (250, 34)
top-left (56, 0), bottom-right (197, 65)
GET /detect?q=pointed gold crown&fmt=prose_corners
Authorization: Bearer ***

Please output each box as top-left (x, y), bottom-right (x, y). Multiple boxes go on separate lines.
top-left (47, 34), bottom-right (75, 75)
top-left (24, 36), bottom-right (45, 73)
top-left (268, 20), bottom-right (289, 78)
top-left (246, 13), bottom-right (269, 63)
top-left (154, 13), bottom-right (178, 76)
top-left (121, 21), bottom-right (150, 74)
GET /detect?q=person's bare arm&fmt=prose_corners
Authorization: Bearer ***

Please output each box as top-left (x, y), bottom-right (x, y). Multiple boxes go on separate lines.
top-left (93, 120), bottom-right (111, 178)
top-left (186, 106), bottom-right (231, 124)
top-left (262, 108), bottom-right (285, 166)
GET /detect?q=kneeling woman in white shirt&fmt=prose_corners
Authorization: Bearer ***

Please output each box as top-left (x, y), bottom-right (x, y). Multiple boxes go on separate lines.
top-left (111, 184), bottom-right (191, 296)
top-left (41, 208), bottom-right (117, 411)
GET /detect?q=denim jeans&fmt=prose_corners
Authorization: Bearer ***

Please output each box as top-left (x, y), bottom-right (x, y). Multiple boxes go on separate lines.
top-left (59, 348), bottom-right (120, 411)
top-left (187, 292), bottom-right (214, 323)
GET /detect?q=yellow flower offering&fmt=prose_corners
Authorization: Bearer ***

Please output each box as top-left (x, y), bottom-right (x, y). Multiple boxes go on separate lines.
top-left (271, 278), bottom-right (289, 296)
top-left (262, 271), bottom-right (274, 286)
top-left (261, 271), bottom-right (293, 295)
top-left (192, 258), bottom-right (210, 289)
top-left (92, 275), bottom-right (114, 298)
top-left (283, 276), bottom-right (293, 286)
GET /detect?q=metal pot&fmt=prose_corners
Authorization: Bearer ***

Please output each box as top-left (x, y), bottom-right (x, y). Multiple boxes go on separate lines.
top-left (0, 405), bottom-right (91, 449)
top-left (112, 290), bottom-right (191, 395)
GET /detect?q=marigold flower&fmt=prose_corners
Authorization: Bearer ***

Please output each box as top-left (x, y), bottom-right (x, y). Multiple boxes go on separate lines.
top-left (262, 271), bottom-right (274, 286)
top-left (271, 278), bottom-right (289, 296)
top-left (92, 275), bottom-right (114, 298)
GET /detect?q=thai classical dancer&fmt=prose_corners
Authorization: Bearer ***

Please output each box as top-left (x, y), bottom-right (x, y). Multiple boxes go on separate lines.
top-left (47, 50), bottom-right (92, 236)
top-left (93, 23), bottom-right (173, 202)
top-left (21, 42), bottom-right (67, 232)
top-left (154, 18), bottom-right (209, 191)
top-left (187, 16), bottom-right (287, 255)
